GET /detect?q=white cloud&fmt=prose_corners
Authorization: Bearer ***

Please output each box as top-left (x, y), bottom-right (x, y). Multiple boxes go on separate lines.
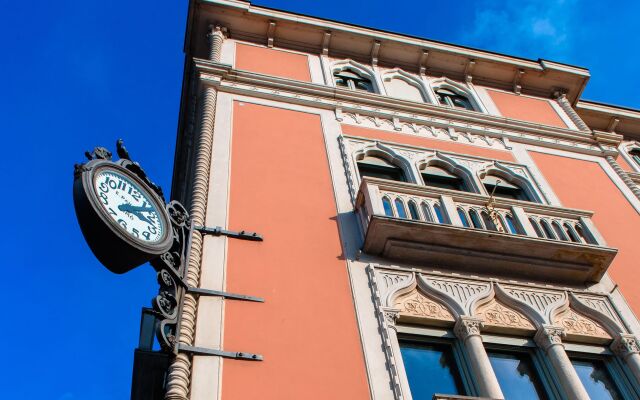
top-left (458, 0), bottom-right (578, 61)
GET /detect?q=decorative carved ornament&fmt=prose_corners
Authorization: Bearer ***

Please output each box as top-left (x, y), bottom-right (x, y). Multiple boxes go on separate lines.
top-left (553, 308), bottom-right (611, 343)
top-left (534, 326), bottom-right (566, 350)
top-left (394, 291), bottom-right (454, 326)
top-left (454, 317), bottom-right (484, 340)
top-left (611, 335), bottom-right (640, 358)
top-left (475, 298), bottom-right (535, 334)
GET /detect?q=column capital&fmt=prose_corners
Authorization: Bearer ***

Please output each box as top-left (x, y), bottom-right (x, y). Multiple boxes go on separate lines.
top-left (207, 24), bottom-right (228, 40)
top-left (382, 308), bottom-right (400, 328)
top-left (611, 334), bottom-right (640, 359)
top-left (454, 317), bottom-right (484, 341)
top-left (535, 325), bottom-right (566, 351)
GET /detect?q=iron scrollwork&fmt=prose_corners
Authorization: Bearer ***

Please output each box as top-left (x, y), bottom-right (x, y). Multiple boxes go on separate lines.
top-left (150, 201), bottom-right (191, 351)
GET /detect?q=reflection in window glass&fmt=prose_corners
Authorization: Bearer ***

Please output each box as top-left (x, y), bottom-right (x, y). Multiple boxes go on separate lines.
top-left (488, 351), bottom-right (548, 400)
top-left (408, 201), bottom-right (420, 220)
top-left (433, 203), bottom-right (445, 224)
top-left (382, 197), bottom-right (393, 217)
top-left (505, 215), bottom-right (518, 234)
top-left (395, 199), bottom-right (407, 219)
top-left (400, 341), bottom-right (465, 398)
top-left (457, 208), bottom-right (470, 227)
top-left (571, 358), bottom-right (624, 400)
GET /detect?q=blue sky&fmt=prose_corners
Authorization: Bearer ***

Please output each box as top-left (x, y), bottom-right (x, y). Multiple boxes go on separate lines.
top-left (0, 0), bottom-right (638, 398)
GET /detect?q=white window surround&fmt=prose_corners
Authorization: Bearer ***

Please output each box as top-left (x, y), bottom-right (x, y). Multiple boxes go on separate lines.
top-left (373, 267), bottom-right (640, 400)
top-left (415, 152), bottom-right (481, 194)
top-left (476, 161), bottom-right (546, 203)
top-left (381, 68), bottom-right (433, 103)
top-left (329, 59), bottom-right (381, 93)
top-left (620, 141), bottom-right (640, 173)
top-left (430, 77), bottom-right (488, 114)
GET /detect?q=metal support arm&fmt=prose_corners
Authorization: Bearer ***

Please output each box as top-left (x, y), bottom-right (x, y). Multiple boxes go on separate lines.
top-left (195, 225), bottom-right (263, 241)
top-left (177, 344), bottom-right (263, 361)
top-left (187, 287), bottom-right (264, 302)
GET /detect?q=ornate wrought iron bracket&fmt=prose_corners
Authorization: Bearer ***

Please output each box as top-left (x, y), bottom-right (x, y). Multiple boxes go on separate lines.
top-left (195, 225), bottom-right (263, 241)
top-left (188, 287), bottom-right (264, 302)
top-left (177, 344), bottom-right (263, 361)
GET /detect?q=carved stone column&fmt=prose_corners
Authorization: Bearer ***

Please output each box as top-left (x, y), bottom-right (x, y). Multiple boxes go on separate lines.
top-left (382, 309), bottom-right (412, 400)
top-left (534, 326), bottom-right (589, 400)
top-left (611, 334), bottom-right (640, 384)
top-left (555, 93), bottom-right (590, 132)
top-left (454, 317), bottom-right (504, 399)
top-left (164, 25), bottom-right (227, 400)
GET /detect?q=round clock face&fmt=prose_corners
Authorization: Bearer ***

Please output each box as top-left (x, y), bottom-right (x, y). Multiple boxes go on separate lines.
top-left (93, 168), bottom-right (165, 243)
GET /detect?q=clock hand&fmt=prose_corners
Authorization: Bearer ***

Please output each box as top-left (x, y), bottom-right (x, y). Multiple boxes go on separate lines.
top-left (118, 204), bottom-right (155, 213)
top-left (118, 203), bottom-right (154, 225)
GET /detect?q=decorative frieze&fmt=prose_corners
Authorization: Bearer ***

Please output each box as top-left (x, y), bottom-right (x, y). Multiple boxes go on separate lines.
top-left (475, 298), bottom-right (535, 333)
top-left (395, 291), bottom-right (454, 325)
top-left (553, 307), bottom-right (611, 342)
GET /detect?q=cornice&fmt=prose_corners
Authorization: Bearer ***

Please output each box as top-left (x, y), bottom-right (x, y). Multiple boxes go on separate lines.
top-left (193, 59), bottom-right (618, 157)
top-left (193, 0), bottom-right (589, 103)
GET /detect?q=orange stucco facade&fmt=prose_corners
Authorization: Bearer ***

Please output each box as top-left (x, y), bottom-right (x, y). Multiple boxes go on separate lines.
top-left (235, 43), bottom-right (312, 82)
top-left (487, 89), bottom-right (568, 128)
top-left (165, 3), bottom-right (640, 400)
top-left (222, 102), bottom-right (370, 399)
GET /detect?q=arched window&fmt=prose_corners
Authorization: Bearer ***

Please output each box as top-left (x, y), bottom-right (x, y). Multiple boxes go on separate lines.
top-left (552, 221), bottom-right (568, 241)
top-left (564, 223), bottom-right (581, 243)
top-left (505, 214), bottom-right (519, 234)
top-left (482, 175), bottom-right (531, 201)
top-left (421, 165), bottom-right (467, 191)
top-left (630, 149), bottom-right (640, 167)
top-left (457, 208), bottom-right (470, 227)
top-left (575, 224), bottom-right (596, 245)
top-left (421, 202), bottom-right (434, 222)
top-left (408, 201), bottom-right (420, 220)
top-left (433, 203), bottom-right (446, 224)
top-left (435, 88), bottom-right (474, 111)
top-left (529, 218), bottom-right (544, 238)
top-left (334, 68), bottom-right (375, 93)
top-left (395, 199), bottom-right (408, 219)
top-left (382, 197), bottom-right (394, 217)
top-left (357, 155), bottom-right (407, 182)
top-left (469, 209), bottom-right (483, 229)
top-left (384, 77), bottom-right (425, 102)
top-left (540, 219), bottom-right (556, 239)
top-left (481, 211), bottom-right (498, 231)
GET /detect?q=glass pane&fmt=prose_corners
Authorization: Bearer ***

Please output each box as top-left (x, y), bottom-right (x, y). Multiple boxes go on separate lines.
top-left (358, 163), bottom-right (406, 182)
top-left (400, 341), bottom-right (465, 398)
top-left (571, 358), bottom-right (624, 400)
top-left (433, 203), bottom-right (445, 224)
top-left (469, 210), bottom-right (483, 229)
top-left (408, 202), bottom-right (420, 220)
top-left (488, 351), bottom-right (548, 400)
top-left (505, 215), bottom-right (518, 234)
top-left (457, 208), bottom-right (470, 227)
top-left (382, 197), bottom-right (393, 217)
top-left (395, 199), bottom-right (407, 219)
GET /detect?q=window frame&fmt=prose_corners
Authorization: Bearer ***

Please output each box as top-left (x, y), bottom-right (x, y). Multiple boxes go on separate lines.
top-left (566, 349), bottom-right (640, 400)
top-left (398, 330), bottom-right (479, 398)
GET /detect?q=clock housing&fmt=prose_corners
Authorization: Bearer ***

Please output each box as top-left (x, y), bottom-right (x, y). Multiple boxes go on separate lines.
top-left (73, 158), bottom-right (174, 273)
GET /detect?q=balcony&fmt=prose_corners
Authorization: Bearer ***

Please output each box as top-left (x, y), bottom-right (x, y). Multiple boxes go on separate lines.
top-left (356, 177), bottom-right (617, 284)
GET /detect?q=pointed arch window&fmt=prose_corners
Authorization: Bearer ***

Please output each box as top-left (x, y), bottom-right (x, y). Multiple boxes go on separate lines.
top-left (469, 209), bottom-right (483, 229)
top-left (334, 68), bottom-right (375, 93)
top-left (435, 88), bottom-right (475, 111)
top-left (395, 199), bottom-right (408, 219)
top-left (630, 148), bottom-right (640, 167)
top-left (382, 197), bottom-right (394, 217)
top-left (457, 208), bottom-right (470, 228)
top-left (357, 155), bottom-right (407, 182)
top-left (483, 175), bottom-right (531, 201)
top-left (408, 201), bottom-right (420, 220)
top-left (421, 165), bottom-right (467, 191)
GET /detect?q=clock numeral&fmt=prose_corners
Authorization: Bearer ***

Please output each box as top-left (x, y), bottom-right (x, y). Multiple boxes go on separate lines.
top-left (131, 191), bottom-right (141, 201)
top-left (143, 231), bottom-right (151, 240)
top-left (132, 228), bottom-right (140, 238)
top-left (99, 181), bottom-right (109, 193)
top-left (148, 224), bottom-right (157, 235)
top-left (117, 219), bottom-right (128, 230)
top-left (107, 177), bottom-right (118, 190)
top-left (107, 207), bottom-right (117, 216)
top-left (99, 192), bottom-right (108, 205)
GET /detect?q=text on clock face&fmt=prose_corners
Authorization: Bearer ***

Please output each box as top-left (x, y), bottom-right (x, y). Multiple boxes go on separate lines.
top-left (94, 170), bottom-right (164, 243)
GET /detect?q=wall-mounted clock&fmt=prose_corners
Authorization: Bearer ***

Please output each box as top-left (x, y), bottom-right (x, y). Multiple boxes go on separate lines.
top-left (74, 155), bottom-right (173, 273)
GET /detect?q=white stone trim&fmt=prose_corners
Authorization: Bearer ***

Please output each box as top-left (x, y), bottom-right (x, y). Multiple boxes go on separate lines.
top-left (428, 76), bottom-right (488, 114)
top-left (473, 86), bottom-right (501, 117)
top-left (380, 67), bottom-right (434, 104)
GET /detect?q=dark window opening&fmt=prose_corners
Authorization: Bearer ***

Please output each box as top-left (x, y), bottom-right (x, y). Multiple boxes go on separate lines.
top-left (357, 156), bottom-right (406, 182)
top-left (483, 175), bottom-right (531, 201)
top-left (334, 69), bottom-right (375, 93)
top-left (630, 149), bottom-right (640, 167)
top-left (435, 88), bottom-right (474, 111)
top-left (421, 165), bottom-right (467, 191)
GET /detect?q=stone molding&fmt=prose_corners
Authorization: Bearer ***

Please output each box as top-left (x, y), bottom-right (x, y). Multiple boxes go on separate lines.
top-left (611, 334), bottom-right (640, 359)
top-left (454, 317), bottom-right (484, 341)
top-left (394, 290), bottom-right (455, 325)
top-left (475, 297), bottom-right (535, 333)
top-left (192, 59), bottom-right (621, 158)
top-left (534, 325), bottom-right (566, 350)
top-left (553, 307), bottom-right (611, 342)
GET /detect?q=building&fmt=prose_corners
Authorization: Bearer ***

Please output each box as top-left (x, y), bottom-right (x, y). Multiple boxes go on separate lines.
top-left (163, 1), bottom-right (640, 399)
